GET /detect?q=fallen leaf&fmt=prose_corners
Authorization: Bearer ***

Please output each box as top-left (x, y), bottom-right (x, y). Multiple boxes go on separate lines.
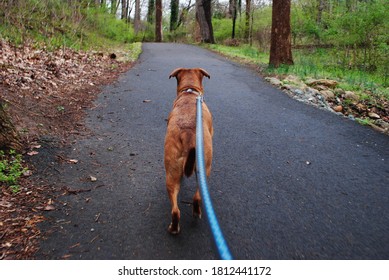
top-left (69, 243), bottom-right (80, 249)
top-left (62, 254), bottom-right (72, 259)
top-left (0, 198), bottom-right (12, 208)
top-left (68, 159), bottom-right (79, 164)
top-left (44, 205), bottom-right (55, 211)
top-left (368, 112), bottom-right (380, 119)
top-left (27, 151), bottom-right (39, 156)
top-left (23, 170), bottom-right (33, 177)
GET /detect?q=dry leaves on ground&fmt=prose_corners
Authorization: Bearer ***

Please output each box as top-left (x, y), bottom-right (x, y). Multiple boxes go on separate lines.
top-left (0, 39), bottom-right (133, 145)
top-left (0, 39), bottom-right (134, 259)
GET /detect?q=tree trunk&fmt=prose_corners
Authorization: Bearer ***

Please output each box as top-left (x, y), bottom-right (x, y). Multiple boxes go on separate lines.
top-left (155, 0), bottom-right (163, 42)
top-left (147, 0), bottom-right (155, 24)
top-left (269, 0), bottom-right (293, 68)
top-left (170, 0), bottom-right (179, 31)
top-left (0, 100), bottom-right (22, 151)
top-left (134, 0), bottom-right (141, 33)
top-left (231, 0), bottom-right (237, 39)
top-left (244, 0), bottom-right (251, 41)
top-left (121, 0), bottom-right (127, 20)
top-left (195, 0), bottom-right (215, 44)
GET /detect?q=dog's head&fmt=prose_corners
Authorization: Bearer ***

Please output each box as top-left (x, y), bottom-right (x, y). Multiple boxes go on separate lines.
top-left (169, 68), bottom-right (210, 95)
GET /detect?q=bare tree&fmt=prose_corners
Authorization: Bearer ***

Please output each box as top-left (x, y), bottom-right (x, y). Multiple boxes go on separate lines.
top-left (195, 0), bottom-right (215, 43)
top-left (155, 0), bottom-right (163, 42)
top-left (134, 0), bottom-right (141, 33)
top-left (269, 0), bottom-right (293, 67)
top-left (177, 0), bottom-right (195, 29)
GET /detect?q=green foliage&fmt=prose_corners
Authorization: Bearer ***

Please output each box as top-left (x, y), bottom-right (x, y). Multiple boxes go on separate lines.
top-left (213, 18), bottom-right (234, 42)
top-left (85, 8), bottom-right (135, 45)
top-left (291, 0), bottom-right (389, 81)
top-left (212, 4), bottom-right (272, 45)
top-left (0, 0), bottom-right (135, 50)
top-left (206, 44), bottom-right (388, 103)
top-left (356, 118), bottom-right (374, 126)
top-left (210, 0), bottom-right (389, 83)
top-left (126, 42), bottom-right (143, 61)
top-left (0, 150), bottom-right (27, 193)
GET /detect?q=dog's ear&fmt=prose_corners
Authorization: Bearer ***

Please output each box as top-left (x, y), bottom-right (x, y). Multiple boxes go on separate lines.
top-left (169, 68), bottom-right (183, 79)
top-left (198, 68), bottom-right (210, 79)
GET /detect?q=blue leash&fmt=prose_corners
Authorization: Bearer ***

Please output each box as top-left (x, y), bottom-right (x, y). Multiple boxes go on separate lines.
top-left (196, 96), bottom-right (233, 260)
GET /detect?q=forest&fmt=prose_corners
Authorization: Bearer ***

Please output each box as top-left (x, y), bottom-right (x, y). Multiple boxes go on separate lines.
top-left (0, 0), bottom-right (388, 148)
top-left (1, 0), bottom-right (388, 76)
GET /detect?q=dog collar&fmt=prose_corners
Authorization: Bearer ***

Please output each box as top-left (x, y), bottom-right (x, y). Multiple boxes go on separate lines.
top-left (181, 88), bottom-right (203, 96)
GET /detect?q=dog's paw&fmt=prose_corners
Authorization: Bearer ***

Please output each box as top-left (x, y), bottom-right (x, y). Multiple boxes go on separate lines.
top-left (168, 223), bottom-right (181, 235)
top-left (192, 211), bottom-right (202, 219)
top-left (192, 201), bottom-right (202, 219)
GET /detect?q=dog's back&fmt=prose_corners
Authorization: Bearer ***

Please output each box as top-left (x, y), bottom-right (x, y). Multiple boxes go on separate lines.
top-left (165, 94), bottom-right (197, 177)
top-left (164, 68), bottom-right (212, 234)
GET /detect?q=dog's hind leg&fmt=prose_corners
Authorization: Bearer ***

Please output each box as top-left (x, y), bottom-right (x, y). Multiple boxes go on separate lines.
top-left (193, 187), bottom-right (202, 219)
top-left (166, 174), bottom-right (181, 235)
top-left (192, 171), bottom-right (202, 218)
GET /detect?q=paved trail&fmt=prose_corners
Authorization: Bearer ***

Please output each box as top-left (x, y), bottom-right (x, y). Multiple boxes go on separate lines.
top-left (36, 43), bottom-right (389, 259)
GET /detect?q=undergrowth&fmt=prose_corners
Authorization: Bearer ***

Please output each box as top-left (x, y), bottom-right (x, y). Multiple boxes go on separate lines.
top-left (0, 1), bottom-right (135, 50)
top-left (207, 44), bottom-right (389, 102)
top-left (0, 150), bottom-right (27, 193)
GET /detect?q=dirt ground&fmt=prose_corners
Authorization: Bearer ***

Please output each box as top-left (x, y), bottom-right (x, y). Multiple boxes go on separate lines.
top-left (0, 39), bottom-right (135, 259)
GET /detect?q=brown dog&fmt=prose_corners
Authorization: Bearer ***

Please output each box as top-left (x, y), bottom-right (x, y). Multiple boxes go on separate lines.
top-left (164, 68), bottom-right (213, 234)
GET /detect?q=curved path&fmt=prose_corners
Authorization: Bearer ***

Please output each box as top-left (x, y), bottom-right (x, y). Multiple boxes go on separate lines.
top-left (36, 43), bottom-right (389, 259)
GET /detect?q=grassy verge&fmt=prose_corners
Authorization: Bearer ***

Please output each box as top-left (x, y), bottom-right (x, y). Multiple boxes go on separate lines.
top-left (122, 42), bottom-right (143, 62)
top-left (205, 43), bottom-right (389, 134)
top-left (206, 44), bottom-right (389, 102)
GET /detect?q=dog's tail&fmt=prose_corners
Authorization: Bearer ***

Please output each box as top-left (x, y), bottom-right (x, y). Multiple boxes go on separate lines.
top-left (184, 147), bottom-right (196, 177)
top-left (181, 131), bottom-right (196, 177)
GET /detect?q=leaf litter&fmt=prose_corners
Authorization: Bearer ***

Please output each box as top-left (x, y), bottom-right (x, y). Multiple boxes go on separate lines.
top-left (0, 39), bottom-right (135, 259)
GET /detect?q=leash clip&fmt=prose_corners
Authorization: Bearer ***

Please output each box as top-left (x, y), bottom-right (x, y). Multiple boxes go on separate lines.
top-left (196, 95), bottom-right (204, 103)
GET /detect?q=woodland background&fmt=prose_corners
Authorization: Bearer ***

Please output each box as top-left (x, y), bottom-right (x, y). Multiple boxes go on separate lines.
top-left (1, 1), bottom-right (388, 75)
top-left (1, 0), bottom-right (388, 149)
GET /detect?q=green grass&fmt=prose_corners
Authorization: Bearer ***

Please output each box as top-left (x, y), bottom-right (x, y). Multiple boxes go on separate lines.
top-left (126, 42), bottom-right (142, 62)
top-left (0, 150), bottom-right (27, 193)
top-left (206, 44), bottom-right (389, 101)
top-left (207, 44), bottom-right (268, 64)
top-left (0, 2), bottom-right (135, 51)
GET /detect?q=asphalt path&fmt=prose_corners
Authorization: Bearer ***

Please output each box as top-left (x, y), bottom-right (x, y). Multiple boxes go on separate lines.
top-left (36, 43), bottom-right (389, 259)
